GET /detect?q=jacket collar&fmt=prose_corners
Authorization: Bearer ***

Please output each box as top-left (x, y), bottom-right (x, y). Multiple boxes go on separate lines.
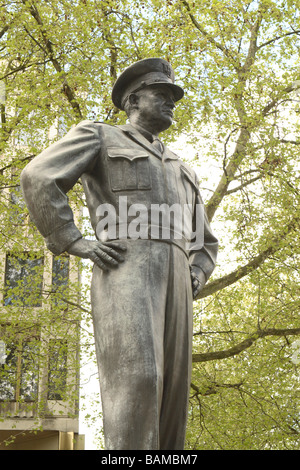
top-left (117, 123), bottom-right (178, 161)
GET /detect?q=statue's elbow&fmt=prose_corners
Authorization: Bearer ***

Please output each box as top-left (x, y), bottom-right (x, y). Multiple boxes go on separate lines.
top-left (20, 163), bottom-right (45, 198)
top-left (20, 165), bottom-right (31, 193)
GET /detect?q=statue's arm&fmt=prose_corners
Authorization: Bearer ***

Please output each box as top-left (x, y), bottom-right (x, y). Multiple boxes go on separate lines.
top-left (189, 188), bottom-right (219, 299)
top-left (20, 120), bottom-right (101, 255)
top-left (21, 120), bottom-right (126, 269)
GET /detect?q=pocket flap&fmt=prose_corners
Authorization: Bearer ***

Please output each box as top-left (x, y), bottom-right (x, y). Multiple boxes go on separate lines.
top-left (107, 147), bottom-right (149, 162)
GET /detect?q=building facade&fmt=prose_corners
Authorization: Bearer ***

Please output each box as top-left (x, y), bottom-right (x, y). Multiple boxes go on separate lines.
top-left (0, 124), bottom-right (85, 450)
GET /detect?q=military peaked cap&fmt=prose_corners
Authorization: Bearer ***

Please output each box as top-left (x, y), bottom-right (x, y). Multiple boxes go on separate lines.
top-left (112, 58), bottom-right (184, 110)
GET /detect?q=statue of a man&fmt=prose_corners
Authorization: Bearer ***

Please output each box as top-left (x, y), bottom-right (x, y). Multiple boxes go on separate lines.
top-left (21, 58), bottom-right (218, 450)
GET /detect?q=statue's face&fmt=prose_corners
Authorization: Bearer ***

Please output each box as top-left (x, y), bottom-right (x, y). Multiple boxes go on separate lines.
top-left (132, 84), bottom-right (175, 134)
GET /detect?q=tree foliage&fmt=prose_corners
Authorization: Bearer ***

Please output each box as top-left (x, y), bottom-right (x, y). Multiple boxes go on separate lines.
top-left (0, 0), bottom-right (299, 449)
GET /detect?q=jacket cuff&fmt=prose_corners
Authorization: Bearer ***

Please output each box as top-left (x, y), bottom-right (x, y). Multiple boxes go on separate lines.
top-left (189, 251), bottom-right (215, 282)
top-left (45, 222), bottom-right (83, 255)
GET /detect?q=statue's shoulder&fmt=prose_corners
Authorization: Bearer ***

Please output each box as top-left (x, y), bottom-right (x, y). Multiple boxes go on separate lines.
top-left (75, 119), bottom-right (118, 130)
top-left (73, 120), bottom-right (123, 138)
top-left (177, 158), bottom-right (198, 184)
top-left (92, 120), bottom-right (114, 127)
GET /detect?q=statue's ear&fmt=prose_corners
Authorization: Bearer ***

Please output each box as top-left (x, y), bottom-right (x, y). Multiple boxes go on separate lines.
top-left (128, 93), bottom-right (139, 109)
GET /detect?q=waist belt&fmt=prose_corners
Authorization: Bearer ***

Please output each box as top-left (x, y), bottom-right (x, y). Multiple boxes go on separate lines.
top-left (98, 223), bottom-right (192, 258)
top-left (106, 236), bottom-right (190, 259)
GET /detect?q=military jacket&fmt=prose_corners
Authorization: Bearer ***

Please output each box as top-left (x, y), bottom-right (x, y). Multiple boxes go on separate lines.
top-left (21, 121), bottom-right (218, 281)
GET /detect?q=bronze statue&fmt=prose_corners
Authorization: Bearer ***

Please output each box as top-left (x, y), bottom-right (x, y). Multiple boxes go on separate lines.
top-left (21, 58), bottom-right (218, 450)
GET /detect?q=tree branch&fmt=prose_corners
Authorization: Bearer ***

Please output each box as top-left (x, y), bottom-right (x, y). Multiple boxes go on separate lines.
top-left (0, 107), bottom-right (33, 152)
top-left (0, 24), bottom-right (9, 39)
top-left (280, 138), bottom-right (300, 145)
top-left (225, 175), bottom-right (262, 195)
top-left (262, 83), bottom-right (300, 116)
top-left (205, 16), bottom-right (263, 221)
top-left (198, 215), bottom-right (300, 299)
top-left (0, 58), bottom-right (51, 81)
top-left (0, 155), bottom-right (34, 174)
top-left (206, 126), bottom-right (251, 222)
top-left (192, 327), bottom-right (300, 362)
top-left (240, 13), bottom-right (262, 73)
top-left (191, 380), bottom-right (243, 396)
top-left (258, 29), bottom-right (300, 50)
top-left (63, 298), bottom-right (90, 314)
top-left (22, 0), bottom-right (82, 119)
top-left (180, 0), bottom-right (238, 67)
top-left (206, 77), bottom-right (300, 222)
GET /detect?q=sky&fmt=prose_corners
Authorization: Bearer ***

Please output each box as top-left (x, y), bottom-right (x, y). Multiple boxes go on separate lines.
top-left (79, 350), bottom-right (102, 450)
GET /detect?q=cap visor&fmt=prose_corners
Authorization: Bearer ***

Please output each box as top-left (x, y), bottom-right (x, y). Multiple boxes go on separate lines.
top-left (149, 82), bottom-right (184, 102)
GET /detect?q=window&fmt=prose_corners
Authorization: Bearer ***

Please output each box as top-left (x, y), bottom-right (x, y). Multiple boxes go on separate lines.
top-left (4, 253), bottom-right (44, 307)
top-left (47, 340), bottom-right (67, 400)
top-left (51, 256), bottom-right (69, 306)
top-left (52, 256), bottom-right (69, 288)
top-left (0, 326), bottom-right (39, 402)
top-left (9, 182), bottom-right (26, 225)
top-left (0, 328), bottom-right (69, 403)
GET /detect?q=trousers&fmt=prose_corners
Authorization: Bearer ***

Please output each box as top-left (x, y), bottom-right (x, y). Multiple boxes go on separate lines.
top-left (91, 239), bottom-right (193, 450)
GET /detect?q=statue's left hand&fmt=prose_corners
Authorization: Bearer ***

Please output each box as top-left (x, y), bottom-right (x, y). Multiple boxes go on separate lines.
top-left (190, 266), bottom-right (206, 299)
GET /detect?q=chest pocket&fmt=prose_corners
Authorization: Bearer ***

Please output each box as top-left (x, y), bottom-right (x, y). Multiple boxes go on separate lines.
top-left (107, 148), bottom-right (152, 192)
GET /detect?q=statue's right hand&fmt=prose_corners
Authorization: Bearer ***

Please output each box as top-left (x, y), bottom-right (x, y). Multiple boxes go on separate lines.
top-left (67, 238), bottom-right (127, 271)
